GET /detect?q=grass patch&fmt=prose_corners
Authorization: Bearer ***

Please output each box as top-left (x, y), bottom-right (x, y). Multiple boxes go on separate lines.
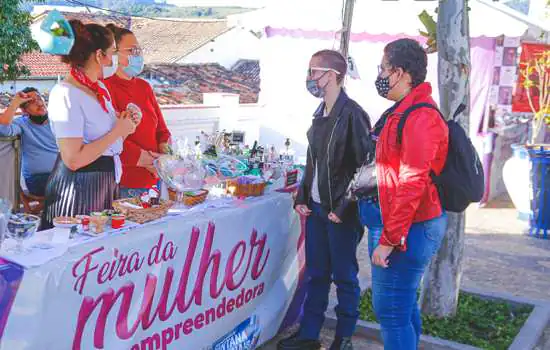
top-left (359, 289), bottom-right (533, 350)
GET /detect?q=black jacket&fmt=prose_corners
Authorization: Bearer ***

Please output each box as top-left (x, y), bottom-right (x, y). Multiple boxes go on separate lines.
top-left (295, 89), bottom-right (374, 221)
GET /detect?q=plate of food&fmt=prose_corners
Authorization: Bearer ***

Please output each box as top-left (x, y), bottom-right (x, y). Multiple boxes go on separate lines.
top-left (53, 216), bottom-right (80, 228)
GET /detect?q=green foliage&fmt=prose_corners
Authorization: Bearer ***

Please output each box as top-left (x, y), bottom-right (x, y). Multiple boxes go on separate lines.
top-left (0, 0), bottom-right (41, 83)
top-left (359, 290), bottom-right (532, 350)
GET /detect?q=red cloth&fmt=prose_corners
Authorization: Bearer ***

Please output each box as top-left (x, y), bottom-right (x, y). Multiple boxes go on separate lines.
top-left (71, 67), bottom-right (110, 113)
top-left (376, 82), bottom-right (449, 251)
top-left (103, 75), bottom-right (171, 189)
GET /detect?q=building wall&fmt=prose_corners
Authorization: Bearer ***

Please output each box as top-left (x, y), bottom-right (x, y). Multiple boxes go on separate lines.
top-left (0, 79), bottom-right (58, 94)
top-left (160, 102), bottom-right (262, 147)
top-left (175, 28), bottom-right (260, 69)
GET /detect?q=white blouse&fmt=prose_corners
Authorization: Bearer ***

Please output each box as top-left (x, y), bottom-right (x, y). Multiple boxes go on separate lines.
top-left (48, 81), bottom-right (124, 183)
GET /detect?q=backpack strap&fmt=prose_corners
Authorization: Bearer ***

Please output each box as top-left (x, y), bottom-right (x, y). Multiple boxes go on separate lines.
top-left (452, 102), bottom-right (466, 121)
top-left (397, 103), bottom-right (441, 145)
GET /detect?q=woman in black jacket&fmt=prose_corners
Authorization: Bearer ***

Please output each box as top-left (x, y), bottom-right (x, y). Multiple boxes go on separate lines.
top-left (278, 49), bottom-right (374, 350)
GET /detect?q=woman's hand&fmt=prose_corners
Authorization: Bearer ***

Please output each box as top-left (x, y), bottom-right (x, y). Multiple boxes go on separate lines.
top-left (114, 113), bottom-right (136, 138)
top-left (159, 142), bottom-right (170, 154)
top-left (372, 245), bottom-right (394, 268)
top-left (295, 204), bottom-right (312, 216)
top-left (328, 212), bottom-right (342, 223)
top-left (137, 150), bottom-right (161, 177)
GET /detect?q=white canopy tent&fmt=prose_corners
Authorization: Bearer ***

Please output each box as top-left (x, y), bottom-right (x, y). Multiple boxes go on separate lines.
top-left (256, 0), bottom-right (529, 159)
top-left (258, 0), bottom-right (527, 36)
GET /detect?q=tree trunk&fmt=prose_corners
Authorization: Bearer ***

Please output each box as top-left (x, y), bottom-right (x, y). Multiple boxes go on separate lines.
top-left (420, 0), bottom-right (471, 318)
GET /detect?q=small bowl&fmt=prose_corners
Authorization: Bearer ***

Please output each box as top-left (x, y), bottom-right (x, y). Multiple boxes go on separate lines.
top-left (7, 214), bottom-right (41, 240)
top-left (90, 215), bottom-right (109, 234)
top-left (111, 214), bottom-right (126, 229)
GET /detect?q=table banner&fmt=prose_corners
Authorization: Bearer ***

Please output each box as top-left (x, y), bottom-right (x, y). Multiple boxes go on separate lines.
top-left (0, 194), bottom-right (305, 350)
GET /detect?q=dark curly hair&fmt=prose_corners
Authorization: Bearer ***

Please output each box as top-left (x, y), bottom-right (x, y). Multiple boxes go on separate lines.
top-left (384, 38), bottom-right (427, 88)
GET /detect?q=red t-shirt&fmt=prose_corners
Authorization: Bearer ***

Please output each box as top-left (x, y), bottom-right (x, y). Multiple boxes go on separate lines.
top-left (103, 75), bottom-right (171, 189)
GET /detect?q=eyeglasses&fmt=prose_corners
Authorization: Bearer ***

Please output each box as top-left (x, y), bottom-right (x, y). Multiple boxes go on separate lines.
top-left (378, 64), bottom-right (394, 75)
top-left (118, 47), bottom-right (143, 56)
top-left (307, 67), bottom-right (341, 77)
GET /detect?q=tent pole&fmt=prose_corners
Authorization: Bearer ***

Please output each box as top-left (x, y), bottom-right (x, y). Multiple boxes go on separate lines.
top-left (339, 0), bottom-right (355, 59)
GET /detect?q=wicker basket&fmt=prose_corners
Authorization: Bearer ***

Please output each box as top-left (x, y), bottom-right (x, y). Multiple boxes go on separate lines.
top-left (167, 188), bottom-right (209, 207)
top-left (112, 198), bottom-right (173, 224)
top-left (226, 180), bottom-right (266, 197)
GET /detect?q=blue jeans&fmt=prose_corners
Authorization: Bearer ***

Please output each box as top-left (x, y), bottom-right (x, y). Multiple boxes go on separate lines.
top-left (299, 202), bottom-right (362, 339)
top-left (25, 173), bottom-right (51, 197)
top-left (358, 199), bottom-right (447, 350)
top-left (358, 198), bottom-right (384, 257)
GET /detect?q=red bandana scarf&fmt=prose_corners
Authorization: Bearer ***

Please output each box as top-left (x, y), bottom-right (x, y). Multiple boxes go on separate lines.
top-left (70, 67), bottom-right (111, 113)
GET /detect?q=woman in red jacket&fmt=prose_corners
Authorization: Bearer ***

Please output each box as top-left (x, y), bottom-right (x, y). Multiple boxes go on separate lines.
top-left (363, 39), bottom-right (449, 350)
top-left (104, 24), bottom-right (171, 197)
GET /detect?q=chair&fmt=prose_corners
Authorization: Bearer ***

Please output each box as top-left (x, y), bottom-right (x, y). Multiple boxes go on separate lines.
top-left (20, 190), bottom-right (45, 215)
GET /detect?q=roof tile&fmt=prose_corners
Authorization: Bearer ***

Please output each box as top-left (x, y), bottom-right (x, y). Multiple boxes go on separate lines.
top-left (19, 52), bottom-right (69, 78)
top-left (131, 18), bottom-right (230, 64)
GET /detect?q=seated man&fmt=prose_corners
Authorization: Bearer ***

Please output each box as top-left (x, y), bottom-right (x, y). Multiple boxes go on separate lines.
top-left (0, 88), bottom-right (58, 197)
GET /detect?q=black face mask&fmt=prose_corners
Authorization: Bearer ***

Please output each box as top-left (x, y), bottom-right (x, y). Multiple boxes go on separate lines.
top-left (374, 71), bottom-right (398, 99)
top-left (29, 114), bottom-right (48, 125)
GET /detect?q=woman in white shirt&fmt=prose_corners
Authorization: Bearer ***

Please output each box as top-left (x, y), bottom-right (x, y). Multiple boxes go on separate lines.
top-left (42, 20), bottom-right (137, 229)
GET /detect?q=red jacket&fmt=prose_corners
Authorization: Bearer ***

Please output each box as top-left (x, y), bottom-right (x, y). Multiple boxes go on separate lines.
top-left (103, 75), bottom-right (171, 189)
top-left (376, 82), bottom-right (448, 250)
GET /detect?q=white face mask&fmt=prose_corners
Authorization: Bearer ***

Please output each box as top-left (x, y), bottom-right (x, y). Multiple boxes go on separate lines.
top-left (102, 54), bottom-right (118, 79)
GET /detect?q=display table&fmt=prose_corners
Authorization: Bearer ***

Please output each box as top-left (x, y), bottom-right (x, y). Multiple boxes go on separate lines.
top-left (0, 192), bottom-right (305, 350)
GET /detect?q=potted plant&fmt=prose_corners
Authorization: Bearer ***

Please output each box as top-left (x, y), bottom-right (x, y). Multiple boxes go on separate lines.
top-left (521, 49), bottom-right (549, 144)
top-left (522, 49), bottom-right (550, 237)
top-left (504, 47), bottom-right (549, 213)
top-left (503, 47), bottom-right (549, 231)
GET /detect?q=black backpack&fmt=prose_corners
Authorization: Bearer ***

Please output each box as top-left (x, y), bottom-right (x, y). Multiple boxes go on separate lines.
top-left (397, 102), bottom-right (485, 213)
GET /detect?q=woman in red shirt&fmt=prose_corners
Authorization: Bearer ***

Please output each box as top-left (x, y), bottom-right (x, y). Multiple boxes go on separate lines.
top-left (364, 38), bottom-right (449, 350)
top-left (104, 24), bottom-right (171, 197)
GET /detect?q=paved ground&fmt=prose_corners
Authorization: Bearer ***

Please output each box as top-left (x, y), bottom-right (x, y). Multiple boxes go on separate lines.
top-left (262, 195), bottom-right (550, 349)
top-left (354, 196), bottom-right (550, 302)
top-left (260, 325), bottom-right (384, 350)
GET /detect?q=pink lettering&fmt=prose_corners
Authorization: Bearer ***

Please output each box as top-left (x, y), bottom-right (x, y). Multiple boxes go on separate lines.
top-left (175, 323), bottom-right (182, 340)
top-left (72, 247), bottom-right (103, 295)
top-left (127, 252), bottom-right (144, 274)
top-left (108, 249), bottom-right (120, 281)
top-left (182, 319), bottom-right (193, 335)
top-left (148, 234), bottom-right (164, 266)
top-left (162, 240), bottom-right (178, 261)
top-left (251, 230), bottom-right (270, 279)
top-left (71, 223), bottom-right (271, 349)
top-left (97, 261), bottom-right (110, 285)
top-left (194, 313), bottom-right (205, 330)
top-left (161, 328), bottom-right (174, 350)
top-left (117, 253), bottom-right (128, 278)
top-left (225, 241), bottom-right (250, 291)
top-left (227, 299), bottom-right (235, 313)
top-left (174, 226), bottom-right (201, 314)
top-left (192, 223), bottom-right (224, 302)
